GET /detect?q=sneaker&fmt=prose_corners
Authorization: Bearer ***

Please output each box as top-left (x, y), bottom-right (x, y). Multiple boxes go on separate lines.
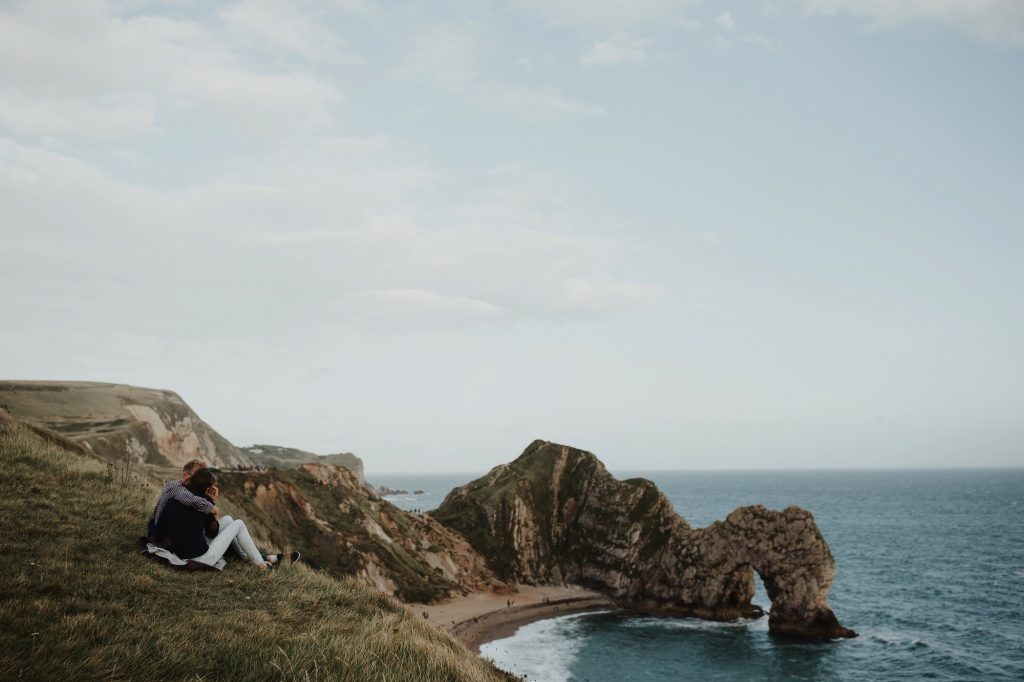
top-left (289, 551), bottom-right (301, 563)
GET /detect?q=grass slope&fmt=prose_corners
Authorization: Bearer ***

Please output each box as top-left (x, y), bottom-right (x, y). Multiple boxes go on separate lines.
top-left (0, 412), bottom-right (512, 681)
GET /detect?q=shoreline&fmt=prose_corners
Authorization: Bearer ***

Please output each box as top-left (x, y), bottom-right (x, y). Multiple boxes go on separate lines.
top-left (413, 585), bottom-right (617, 653)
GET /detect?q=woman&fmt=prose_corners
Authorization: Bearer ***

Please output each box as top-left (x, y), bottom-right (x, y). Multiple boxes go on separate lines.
top-left (154, 468), bottom-right (272, 570)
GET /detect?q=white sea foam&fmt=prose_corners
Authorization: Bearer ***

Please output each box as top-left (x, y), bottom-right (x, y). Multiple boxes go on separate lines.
top-left (480, 612), bottom-right (591, 682)
top-left (621, 614), bottom-right (769, 633)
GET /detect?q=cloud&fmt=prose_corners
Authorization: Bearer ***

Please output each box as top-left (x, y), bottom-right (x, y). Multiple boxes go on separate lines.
top-left (340, 289), bottom-right (502, 324)
top-left (0, 1), bottom-right (342, 141)
top-left (398, 24), bottom-right (604, 118)
top-left (799, 0), bottom-right (1024, 48)
top-left (742, 34), bottom-right (783, 49)
top-left (716, 12), bottom-right (737, 32)
top-left (219, 0), bottom-right (360, 62)
top-left (0, 138), bottom-right (661, 332)
top-left (512, 0), bottom-right (700, 30)
top-left (0, 91), bottom-right (158, 138)
top-left (473, 83), bottom-right (606, 117)
top-left (580, 35), bottom-right (651, 67)
top-left (561, 278), bottom-right (664, 312)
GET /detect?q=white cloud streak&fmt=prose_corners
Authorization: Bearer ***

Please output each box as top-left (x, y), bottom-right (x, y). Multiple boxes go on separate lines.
top-left (399, 24), bottom-right (605, 118)
top-left (0, 1), bottom-right (343, 141)
top-left (800, 0), bottom-right (1024, 48)
top-left (580, 36), bottom-right (651, 67)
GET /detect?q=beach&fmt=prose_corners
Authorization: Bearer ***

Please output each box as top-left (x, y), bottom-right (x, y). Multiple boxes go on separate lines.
top-left (414, 585), bottom-right (616, 652)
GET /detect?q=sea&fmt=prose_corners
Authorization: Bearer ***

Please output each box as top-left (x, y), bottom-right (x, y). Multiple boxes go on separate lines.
top-left (370, 469), bottom-right (1024, 681)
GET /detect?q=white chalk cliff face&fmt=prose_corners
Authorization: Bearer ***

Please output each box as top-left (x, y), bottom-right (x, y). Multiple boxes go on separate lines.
top-left (432, 440), bottom-right (856, 640)
top-left (0, 381), bottom-right (249, 468)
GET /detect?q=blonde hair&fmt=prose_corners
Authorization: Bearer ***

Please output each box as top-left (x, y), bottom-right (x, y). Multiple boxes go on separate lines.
top-left (182, 459), bottom-right (207, 474)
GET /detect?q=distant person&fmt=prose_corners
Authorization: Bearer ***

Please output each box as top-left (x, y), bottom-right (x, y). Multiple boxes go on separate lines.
top-left (153, 468), bottom-right (280, 569)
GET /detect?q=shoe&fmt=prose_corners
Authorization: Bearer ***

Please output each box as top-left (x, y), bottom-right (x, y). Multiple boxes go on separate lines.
top-left (266, 551), bottom-right (300, 565)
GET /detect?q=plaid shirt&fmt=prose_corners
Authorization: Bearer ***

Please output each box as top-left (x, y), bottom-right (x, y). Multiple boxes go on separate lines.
top-left (151, 479), bottom-right (215, 525)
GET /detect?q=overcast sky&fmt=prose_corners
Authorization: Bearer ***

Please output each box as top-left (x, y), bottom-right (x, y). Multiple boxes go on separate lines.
top-left (2, 0), bottom-right (1022, 473)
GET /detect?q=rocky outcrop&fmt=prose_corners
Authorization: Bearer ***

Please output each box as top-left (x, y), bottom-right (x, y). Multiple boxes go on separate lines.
top-left (240, 444), bottom-right (365, 483)
top-left (431, 440), bottom-right (855, 639)
top-left (0, 381), bottom-right (248, 468)
top-left (216, 462), bottom-right (504, 602)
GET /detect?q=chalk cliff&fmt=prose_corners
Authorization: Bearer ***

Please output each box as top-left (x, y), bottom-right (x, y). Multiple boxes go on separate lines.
top-left (431, 440), bottom-right (855, 639)
top-left (0, 381), bottom-right (248, 468)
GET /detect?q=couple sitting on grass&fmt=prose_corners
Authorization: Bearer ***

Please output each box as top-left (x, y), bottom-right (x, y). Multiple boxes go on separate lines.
top-left (146, 458), bottom-right (298, 571)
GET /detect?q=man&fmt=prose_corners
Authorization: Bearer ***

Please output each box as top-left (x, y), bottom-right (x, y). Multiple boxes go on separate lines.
top-left (148, 458), bottom-right (218, 540)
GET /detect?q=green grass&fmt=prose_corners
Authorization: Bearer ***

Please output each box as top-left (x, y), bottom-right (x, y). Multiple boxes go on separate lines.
top-left (0, 412), bottom-right (514, 681)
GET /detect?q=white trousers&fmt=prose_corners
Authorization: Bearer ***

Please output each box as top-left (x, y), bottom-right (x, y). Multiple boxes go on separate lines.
top-left (193, 515), bottom-right (264, 567)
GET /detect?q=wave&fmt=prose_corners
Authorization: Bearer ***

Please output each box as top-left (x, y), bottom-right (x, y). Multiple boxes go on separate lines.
top-left (480, 613), bottom-right (590, 682)
top-left (620, 614), bottom-right (769, 633)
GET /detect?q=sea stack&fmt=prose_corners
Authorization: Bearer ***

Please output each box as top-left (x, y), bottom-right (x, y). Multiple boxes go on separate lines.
top-left (431, 440), bottom-right (856, 639)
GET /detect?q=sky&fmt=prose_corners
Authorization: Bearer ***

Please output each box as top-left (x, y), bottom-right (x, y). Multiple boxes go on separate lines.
top-left (1, 0), bottom-right (1022, 473)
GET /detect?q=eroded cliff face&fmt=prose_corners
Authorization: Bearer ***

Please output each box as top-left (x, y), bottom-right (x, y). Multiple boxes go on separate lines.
top-left (431, 440), bottom-right (855, 639)
top-left (0, 381), bottom-right (248, 468)
top-left (216, 462), bottom-right (503, 602)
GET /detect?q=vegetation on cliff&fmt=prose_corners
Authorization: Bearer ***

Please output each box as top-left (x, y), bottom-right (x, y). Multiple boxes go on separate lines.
top-left (0, 411), bottom-right (513, 681)
top-left (216, 463), bottom-right (501, 603)
top-left (240, 444), bottom-right (364, 482)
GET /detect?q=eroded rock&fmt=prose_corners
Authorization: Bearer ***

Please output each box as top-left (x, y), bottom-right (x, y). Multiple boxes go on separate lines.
top-left (431, 440), bottom-right (855, 639)
top-left (217, 462), bottom-right (504, 602)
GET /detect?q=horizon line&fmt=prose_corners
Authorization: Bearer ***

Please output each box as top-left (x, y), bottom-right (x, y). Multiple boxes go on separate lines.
top-left (364, 465), bottom-right (1024, 476)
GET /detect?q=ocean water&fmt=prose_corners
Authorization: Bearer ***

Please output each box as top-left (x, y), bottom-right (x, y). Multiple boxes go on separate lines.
top-left (370, 469), bottom-right (1024, 681)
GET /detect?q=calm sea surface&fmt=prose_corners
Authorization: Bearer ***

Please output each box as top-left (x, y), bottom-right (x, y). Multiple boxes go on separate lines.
top-left (370, 469), bottom-right (1024, 681)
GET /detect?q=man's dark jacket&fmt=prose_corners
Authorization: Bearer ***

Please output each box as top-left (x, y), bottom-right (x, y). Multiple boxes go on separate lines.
top-left (152, 495), bottom-right (218, 559)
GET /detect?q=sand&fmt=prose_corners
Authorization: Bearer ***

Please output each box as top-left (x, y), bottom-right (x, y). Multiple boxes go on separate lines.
top-left (412, 585), bottom-right (617, 653)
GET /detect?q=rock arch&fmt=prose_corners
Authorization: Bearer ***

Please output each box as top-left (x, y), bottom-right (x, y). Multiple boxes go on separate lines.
top-left (433, 440), bottom-right (856, 639)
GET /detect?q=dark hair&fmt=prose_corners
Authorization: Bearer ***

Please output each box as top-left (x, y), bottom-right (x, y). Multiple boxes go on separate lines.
top-left (186, 468), bottom-right (215, 496)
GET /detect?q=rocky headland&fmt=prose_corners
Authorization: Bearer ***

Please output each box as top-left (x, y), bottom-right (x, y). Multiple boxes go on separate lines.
top-left (431, 440), bottom-right (856, 639)
top-left (0, 381), bottom-right (248, 468)
top-left (240, 444), bottom-right (365, 483)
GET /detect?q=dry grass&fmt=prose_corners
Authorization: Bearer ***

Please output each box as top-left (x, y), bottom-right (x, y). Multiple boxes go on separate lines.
top-left (0, 413), bottom-right (515, 681)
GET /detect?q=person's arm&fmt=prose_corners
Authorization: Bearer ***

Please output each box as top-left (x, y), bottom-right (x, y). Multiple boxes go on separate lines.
top-left (201, 495), bottom-right (221, 538)
top-left (168, 482), bottom-right (217, 516)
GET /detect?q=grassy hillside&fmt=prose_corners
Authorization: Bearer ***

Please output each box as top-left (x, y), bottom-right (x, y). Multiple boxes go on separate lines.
top-left (0, 411), bottom-right (513, 681)
top-left (215, 465), bottom-right (501, 603)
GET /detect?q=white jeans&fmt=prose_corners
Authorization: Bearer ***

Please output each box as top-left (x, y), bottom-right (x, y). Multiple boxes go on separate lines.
top-left (193, 515), bottom-right (264, 567)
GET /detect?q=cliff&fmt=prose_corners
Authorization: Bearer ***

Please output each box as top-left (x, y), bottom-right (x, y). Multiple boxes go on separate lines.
top-left (0, 381), bottom-right (248, 468)
top-left (240, 444), bottom-right (365, 482)
top-left (431, 440), bottom-right (855, 639)
top-left (0, 409), bottom-right (513, 682)
top-left (215, 462), bottom-right (504, 602)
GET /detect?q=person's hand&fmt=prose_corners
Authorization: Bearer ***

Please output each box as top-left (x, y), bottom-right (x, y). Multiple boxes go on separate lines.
top-left (208, 484), bottom-right (219, 500)
top-left (211, 505), bottom-right (220, 517)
